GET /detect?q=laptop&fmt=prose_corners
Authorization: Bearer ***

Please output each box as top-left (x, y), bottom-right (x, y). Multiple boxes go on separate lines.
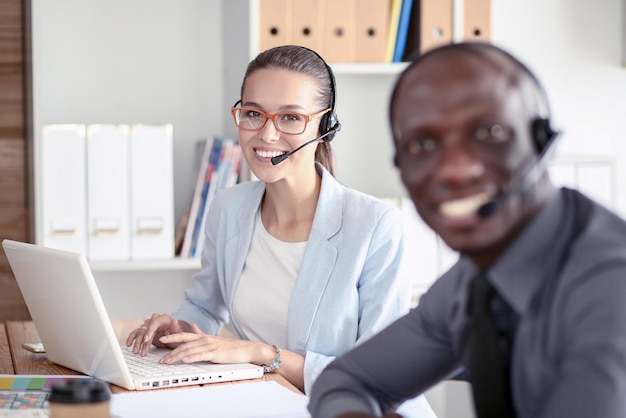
top-left (2, 239), bottom-right (264, 391)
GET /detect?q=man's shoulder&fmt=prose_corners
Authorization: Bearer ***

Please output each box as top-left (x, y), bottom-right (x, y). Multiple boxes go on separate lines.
top-left (564, 187), bottom-right (626, 272)
top-left (569, 188), bottom-right (626, 241)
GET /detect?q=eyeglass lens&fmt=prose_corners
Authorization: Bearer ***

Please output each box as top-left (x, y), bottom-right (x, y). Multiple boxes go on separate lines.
top-left (235, 109), bottom-right (307, 134)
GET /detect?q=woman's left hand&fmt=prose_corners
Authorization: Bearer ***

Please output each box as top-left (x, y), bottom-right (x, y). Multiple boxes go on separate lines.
top-left (157, 323), bottom-right (265, 365)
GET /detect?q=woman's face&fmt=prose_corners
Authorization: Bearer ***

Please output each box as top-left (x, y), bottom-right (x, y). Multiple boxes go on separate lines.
top-left (238, 68), bottom-right (323, 184)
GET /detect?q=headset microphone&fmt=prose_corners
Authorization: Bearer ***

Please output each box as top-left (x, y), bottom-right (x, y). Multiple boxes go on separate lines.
top-left (477, 128), bottom-right (560, 218)
top-left (270, 123), bottom-right (342, 165)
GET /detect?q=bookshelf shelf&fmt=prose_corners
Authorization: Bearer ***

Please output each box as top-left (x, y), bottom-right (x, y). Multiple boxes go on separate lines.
top-left (89, 257), bottom-right (201, 273)
top-left (329, 62), bottom-right (410, 75)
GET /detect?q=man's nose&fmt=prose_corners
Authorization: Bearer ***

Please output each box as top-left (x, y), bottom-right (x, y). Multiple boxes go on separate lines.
top-left (436, 140), bottom-right (485, 186)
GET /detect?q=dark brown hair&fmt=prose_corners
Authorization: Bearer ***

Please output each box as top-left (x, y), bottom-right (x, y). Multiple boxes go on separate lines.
top-left (241, 45), bottom-right (335, 175)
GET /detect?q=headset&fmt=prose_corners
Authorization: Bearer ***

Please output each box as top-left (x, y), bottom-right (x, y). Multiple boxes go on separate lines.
top-left (234, 45), bottom-right (341, 143)
top-left (301, 46), bottom-right (341, 142)
top-left (389, 42), bottom-right (561, 218)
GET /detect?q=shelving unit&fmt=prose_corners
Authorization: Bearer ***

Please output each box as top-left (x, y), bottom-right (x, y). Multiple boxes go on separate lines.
top-left (89, 258), bottom-right (201, 274)
top-left (330, 62), bottom-right (409, 75)
top-left (30, 1), bottom-right (222, 275)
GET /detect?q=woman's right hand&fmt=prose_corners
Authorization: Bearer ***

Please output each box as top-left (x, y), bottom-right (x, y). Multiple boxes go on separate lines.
top-left (125, 313), bottom-right (187, 356)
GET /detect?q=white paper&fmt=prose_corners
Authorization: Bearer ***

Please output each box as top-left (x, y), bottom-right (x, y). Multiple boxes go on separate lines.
top-left (110, 380), bottom-right (310, 418)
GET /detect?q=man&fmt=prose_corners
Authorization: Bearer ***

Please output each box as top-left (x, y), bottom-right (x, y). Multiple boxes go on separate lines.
top-left (308, 42), bottom-right (626, 418)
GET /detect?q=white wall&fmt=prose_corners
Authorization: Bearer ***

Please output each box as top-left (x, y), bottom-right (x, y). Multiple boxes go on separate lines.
top-left (31, 0), bottom-right (225, 232)
top-left (491, 0), bottom-right (626, 215)
top-left (333, 0), bottom-right (626, 219)
top-left (332, 73), bottom-right (405, 199)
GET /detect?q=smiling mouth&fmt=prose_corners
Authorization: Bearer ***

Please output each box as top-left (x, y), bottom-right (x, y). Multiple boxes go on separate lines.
top-left (255, 149), bottom-right (286, 159)
top-left (439, 192), bottom-right (493, 218)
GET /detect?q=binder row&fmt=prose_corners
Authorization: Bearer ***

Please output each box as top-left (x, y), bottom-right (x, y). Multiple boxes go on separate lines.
top-left (176, 137), bottom-right (242, 259)
top-left (258, 0), bottom-right (491, 63)
top-left (40, 124), bottom-right (175, 261)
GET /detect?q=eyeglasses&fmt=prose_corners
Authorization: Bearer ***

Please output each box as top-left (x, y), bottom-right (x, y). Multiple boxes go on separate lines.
top-left (231, 107), bottom-right (331, 135)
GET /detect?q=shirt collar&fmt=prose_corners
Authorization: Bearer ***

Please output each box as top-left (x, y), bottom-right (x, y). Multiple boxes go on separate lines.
top-left (487, 187), bottom-right (561, 316)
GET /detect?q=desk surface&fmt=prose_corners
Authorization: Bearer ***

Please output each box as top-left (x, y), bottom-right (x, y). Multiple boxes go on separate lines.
top-left (3, 320), bottom-right (300, 395)
top-left (0, 323), bottom-right (13, 374)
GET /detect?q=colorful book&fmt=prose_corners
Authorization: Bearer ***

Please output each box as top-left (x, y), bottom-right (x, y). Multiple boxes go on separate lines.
top-left (189, 138), bottom-right (225, 258)
top-left (192, 138), bottom-right (242, 258)
top-left (384, 0), bottom-right (404, 63)
top-left (180, 137), bottom-right (215, 258)
top-left (401, 0), bottom-right (422, 61)
top-left (393, 0), bottom-right (415, 62)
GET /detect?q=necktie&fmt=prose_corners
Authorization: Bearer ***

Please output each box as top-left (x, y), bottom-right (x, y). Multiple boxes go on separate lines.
top-left (468, 271), bottom-right (517, 418)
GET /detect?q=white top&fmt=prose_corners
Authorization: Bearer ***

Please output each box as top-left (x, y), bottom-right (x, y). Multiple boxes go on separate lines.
top-left (233, 210), bottom-right (307, 348)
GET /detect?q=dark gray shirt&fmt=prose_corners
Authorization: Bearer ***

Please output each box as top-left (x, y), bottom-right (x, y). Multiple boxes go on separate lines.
top-left (309, 188), bottom-right (626, 418)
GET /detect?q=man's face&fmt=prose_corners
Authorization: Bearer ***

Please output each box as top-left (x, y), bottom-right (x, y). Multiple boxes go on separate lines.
top-left (392, 52), bottom-right (544, 267)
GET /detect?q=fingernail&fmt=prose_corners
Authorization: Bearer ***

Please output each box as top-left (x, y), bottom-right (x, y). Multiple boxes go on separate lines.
top-left (159, 336), bottom-right (167, 342)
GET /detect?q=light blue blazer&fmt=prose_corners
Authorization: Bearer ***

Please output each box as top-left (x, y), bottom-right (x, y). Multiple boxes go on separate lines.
top-left (173, 164), bottom-right (412, 392)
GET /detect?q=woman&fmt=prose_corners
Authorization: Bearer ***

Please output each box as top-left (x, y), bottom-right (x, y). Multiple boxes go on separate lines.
top-left (126, 45), bottom-right (434, 416)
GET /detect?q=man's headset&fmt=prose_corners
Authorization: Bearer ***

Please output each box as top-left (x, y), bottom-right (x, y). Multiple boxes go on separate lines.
top-left (389, 42), bottom-right (561, 218)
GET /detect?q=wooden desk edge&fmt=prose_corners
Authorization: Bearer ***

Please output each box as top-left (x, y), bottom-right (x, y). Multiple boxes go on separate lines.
top-left (0, 323), bottom-right (14, 374)
top-left (4, 321), bottom-right (302, 395)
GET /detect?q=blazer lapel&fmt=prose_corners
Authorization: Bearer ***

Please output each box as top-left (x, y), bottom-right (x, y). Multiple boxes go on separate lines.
top-left (287, 166), bottom-right (342, 353)
top-left (224, 182), bottom-right (265, 314)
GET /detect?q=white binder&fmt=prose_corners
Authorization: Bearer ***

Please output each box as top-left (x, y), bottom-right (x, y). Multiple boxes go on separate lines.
top-left (129, 124), bottom-right (175, 260)
top-left (86, 124), bottom-right (131, 261)
top-left (40, 124), bottom-right (88, 255)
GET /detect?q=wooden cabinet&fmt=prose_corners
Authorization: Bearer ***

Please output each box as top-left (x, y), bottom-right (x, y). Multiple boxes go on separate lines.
top-left (0, 0), bottom-right (31, 320)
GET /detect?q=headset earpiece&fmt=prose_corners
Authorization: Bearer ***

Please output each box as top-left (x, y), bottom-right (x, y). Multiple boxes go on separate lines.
top-left (532, 118), bottom-right (556, 154)
top-left (320, 111), bottom-right (340, 142)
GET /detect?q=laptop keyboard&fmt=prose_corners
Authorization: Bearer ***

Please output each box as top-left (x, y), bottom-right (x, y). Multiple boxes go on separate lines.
top-left (123, 348), bottom-right (205, 377)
